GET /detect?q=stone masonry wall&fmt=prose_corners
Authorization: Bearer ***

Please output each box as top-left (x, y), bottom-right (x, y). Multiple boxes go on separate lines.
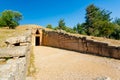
top-left (0, 29), bottom-right (31, 80)
top-left (42, 30), bottom-right (120, 59)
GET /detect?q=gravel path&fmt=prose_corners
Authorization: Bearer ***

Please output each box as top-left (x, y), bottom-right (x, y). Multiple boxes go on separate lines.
top-left (34, 46), bottom-right (120, 80)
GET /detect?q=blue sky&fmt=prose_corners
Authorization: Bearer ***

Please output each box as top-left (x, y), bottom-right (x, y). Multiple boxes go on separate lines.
top-left (0, 0), bottom-right (120, 27)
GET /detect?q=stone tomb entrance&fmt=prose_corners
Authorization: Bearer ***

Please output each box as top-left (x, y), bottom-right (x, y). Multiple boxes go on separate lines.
top-left (35, 36), bottom-right (40, 46)
top-left (32, 27), bottom-right (42, 46)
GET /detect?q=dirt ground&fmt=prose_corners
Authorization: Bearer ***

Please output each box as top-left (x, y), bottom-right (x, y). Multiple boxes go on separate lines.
top-left (33, 46), bottom-right (120, 80)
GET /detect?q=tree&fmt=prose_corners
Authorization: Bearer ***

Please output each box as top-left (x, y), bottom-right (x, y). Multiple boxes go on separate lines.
top-left (95, 21), bottom-right (114, 37)
top-left (58, 19), bottom-right (65, 30)
top-left (1, 10), bottom-right (22, 29)
top-left (73, 23), bottom-right (86, 34)
top-left (113, 18), bottom-right (120, 26)
top-left (85, 4), bottom-right (113, 37)
top-left (85, 4), bottom-right (100, 31)
top-left (76, 23), bottom-right (85, 34)
top-left (63, 26), bottom-right (76, 33)
top-left (110, 18), bottom-right (120, 39)
top-left (110, 24), bottom-right (120, 39)
top-left (73, 26), bottom-right (77, 31)
top-left (46, 24), bottom-right (53, 29)
top-left (0, 17), bottom-right (6, 27)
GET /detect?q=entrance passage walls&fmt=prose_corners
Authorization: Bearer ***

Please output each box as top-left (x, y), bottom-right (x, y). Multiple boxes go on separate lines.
top-left (42, 30), bottom-right (120, 59)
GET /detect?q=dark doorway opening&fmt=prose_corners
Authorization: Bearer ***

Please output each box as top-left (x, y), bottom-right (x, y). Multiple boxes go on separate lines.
top-left (36, 29), bottom-right (40, 34)
top-left (35, 37), bottom-right (40, 46)
top-left (14, 43), bottom-right (20, 46)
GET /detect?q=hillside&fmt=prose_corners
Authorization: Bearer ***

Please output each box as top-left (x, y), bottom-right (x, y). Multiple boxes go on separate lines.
top-left (0, 24), bottom-right (120, 48)
top-left (0, 25), bottom-right (31, 48)
top-left (0, 24), bottom-right (120, 80)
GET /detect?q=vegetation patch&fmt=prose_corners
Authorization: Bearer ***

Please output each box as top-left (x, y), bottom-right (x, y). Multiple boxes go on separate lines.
top-left (0, 26), bottom-right (29, 48)
top-left (27, 46), bottom-right (36, 77)
top-left (46, 4), bottom-right (120, 40)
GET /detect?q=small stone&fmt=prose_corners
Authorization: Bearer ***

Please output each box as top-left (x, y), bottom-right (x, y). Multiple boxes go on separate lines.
top-left (96, 76), bottom-right (111, 80)
top-left (13, 57), bottom-right (19, 59)
top-left (0, 59), bottom-right (6, 62)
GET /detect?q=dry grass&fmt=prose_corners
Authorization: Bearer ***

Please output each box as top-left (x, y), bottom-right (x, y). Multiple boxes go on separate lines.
top-left (0, 59), bottom-right (6, 65)
top-left (0, 25), bottom-right (36, 77)
top-left (0, 26), bottom-right (30, 48)
top-left (27, 46), bottom-right (36, 77)
top-left (69, 34), bottom-right (120, 46)
top-left (1, 25), bottom-right (119, 48)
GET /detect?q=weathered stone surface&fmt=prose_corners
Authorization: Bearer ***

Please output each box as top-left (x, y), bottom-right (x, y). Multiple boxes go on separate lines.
top-left (5, 36), bottom-right (30, 46)
top-left (20, 42), bottom-right (30, 46)
top-left (42, 30), bottom-right (120, 59)
top-left (26, 77), bottom-right (34, 80)
top-left (0, 57), bottom-right (26, 80)
top-left (0, 46), bottom-right (28, 58)
top-left (0, 59), bottom-right (6, 62)
top-left (96, 76), bottom-right (111, 80)
top-left (0, 27), bottom-right (31, 80)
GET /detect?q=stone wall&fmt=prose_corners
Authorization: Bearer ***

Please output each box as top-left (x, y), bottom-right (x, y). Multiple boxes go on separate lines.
top-left (0, 30), bottom-right (31, 80)
top-left (1, 26), bottom-right (120, 80)
top-left (42, 30), bottom-right (120, 59)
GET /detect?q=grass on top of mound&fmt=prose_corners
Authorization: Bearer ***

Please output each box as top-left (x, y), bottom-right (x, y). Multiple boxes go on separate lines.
top-left (0, 26), bottom-right (29, 48)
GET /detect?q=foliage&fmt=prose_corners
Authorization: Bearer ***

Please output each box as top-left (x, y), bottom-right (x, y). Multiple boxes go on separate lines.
top-left (46, 24), bottom-right (53, 29)
top-left (45, 4), bottom-right (120, 40)
top-left (55, 19), bottom-right (75, 33)
top-left (0, 17), bottom-right (6, 27)
top-left (110, 24), bottom-right (120, 39)
top-left (93, 21), bottom-right (114, 37)
top-left (84, 4), bottom-right (114, 37)
top-left (113, 18), bottom-right (120, 26)
top-left (28, 46), bottom-right (36, 76)
top-left (58, 19), bottom-right (65, 30)
top-left (63, 26), bottom-right (76, 33)
top-left (73, 23), bottom-right (87, 35)
top-left (0, 10), bottom-right (22, 29)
